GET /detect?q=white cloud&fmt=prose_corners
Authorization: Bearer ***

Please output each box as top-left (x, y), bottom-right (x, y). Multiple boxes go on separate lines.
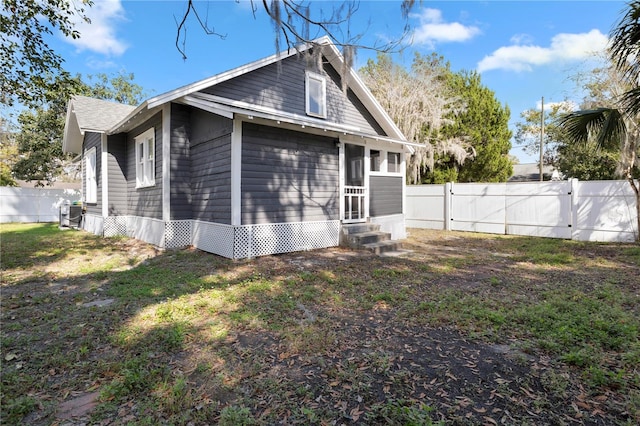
top-left (478, 29), bottom-right (608, 73)
top-left (535, 99), bottom-right (578, 111)
top-left (67, 0), bottom-right (127, 56)
top-left (411, 8), bottom-right (481, 48)
top-left (85, 58), bottom-right (118, 69)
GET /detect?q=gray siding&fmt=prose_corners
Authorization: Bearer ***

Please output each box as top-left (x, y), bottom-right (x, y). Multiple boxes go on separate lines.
top-left (202, 53), bottom-right (385, 136)
top-left (241, 122), bottom-right (339, 225)
top-left (370, 176), bottom-right (403, 217)
top-left (170, 103), bottom-right (192, 220)
top-left (126, 113), bottom-right (163, 219)
top-left (190, 109), bottom-right (233, 224)
top-left (107, 134), bottom-right (127, 215)
top-left (83, 132), bottom-right (101, 215)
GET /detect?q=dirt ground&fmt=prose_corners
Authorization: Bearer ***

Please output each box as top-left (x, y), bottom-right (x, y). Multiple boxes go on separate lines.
top-left (2, 227), bottom-right (638, 425)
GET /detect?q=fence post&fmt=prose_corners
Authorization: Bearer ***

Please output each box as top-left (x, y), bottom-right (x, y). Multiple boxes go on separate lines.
top-left (444, 182), bottom-right (452, 231)
top-left (570, 178), bottom-right (579, 241)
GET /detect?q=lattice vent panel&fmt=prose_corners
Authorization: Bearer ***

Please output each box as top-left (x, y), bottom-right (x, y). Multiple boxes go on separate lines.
top-left (234, 220), bottom-right (340, 258)
top-left (192, 221), bottom-right (235, 258)
top-left (103, 216), bottom-right (128, 237)
top-left (165, 220), bottom-right (192, 249)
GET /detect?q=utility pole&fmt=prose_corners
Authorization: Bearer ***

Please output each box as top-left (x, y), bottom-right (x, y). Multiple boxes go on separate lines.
top-left (539, 96), bottom-right (544, 182)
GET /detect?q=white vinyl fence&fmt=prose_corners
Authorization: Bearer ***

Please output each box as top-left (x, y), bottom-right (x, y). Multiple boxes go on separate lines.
top-left (0, 187), bottom-right (81, 223)
top-left (406, 179), bottom-right (638, 242)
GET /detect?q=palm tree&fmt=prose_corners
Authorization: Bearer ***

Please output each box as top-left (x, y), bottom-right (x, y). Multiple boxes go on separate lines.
top-left (558, 1), bottom-right (640, 241)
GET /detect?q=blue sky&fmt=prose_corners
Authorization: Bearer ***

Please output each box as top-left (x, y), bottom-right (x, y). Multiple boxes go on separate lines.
top-left (50, 0), bottom-right (626, 163)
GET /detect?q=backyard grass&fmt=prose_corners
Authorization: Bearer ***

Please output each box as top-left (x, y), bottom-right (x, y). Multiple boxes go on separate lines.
top-left (1, 223), bottom-right (639, 425)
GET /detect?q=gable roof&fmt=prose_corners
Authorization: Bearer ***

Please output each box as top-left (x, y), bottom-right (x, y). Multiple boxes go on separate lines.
top-left (63, 96), bottom-right (136, 153)
top-left (64, 37), bottom-right (414, 153)
top-left (137, 36), bottom-right (406, 143)
top-left (509, 163), bottom-right (558, 182)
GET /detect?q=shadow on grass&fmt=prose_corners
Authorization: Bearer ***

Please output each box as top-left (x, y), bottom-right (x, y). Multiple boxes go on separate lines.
top-left (2, 224), bottom-right (639, 425)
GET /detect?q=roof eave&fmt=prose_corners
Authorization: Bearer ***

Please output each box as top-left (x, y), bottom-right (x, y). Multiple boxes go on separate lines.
top-left (319, 40), bottom-right (407, 142)
top-left (145, 40), bottom-right (323, 110)
top-left (62, 99), bottom-right (83, 154)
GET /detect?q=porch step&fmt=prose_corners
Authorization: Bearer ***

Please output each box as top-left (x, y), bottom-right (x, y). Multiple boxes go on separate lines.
top-left (343, 230), bottom-right (391, 248)
top-left (340, 223), bottom-right (406, 256)
top-left (362, 239), bottom-right (404, 255)
top-left (341, 223), bottom-right (381, 235)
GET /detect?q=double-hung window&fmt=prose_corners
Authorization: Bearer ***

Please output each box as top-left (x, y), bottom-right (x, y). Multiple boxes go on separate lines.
top-left (370, 150), bottom-right (381, 172)
top-left (85, 147), bottom-right (97, 203)
top-left (387, 152), bottom-right (401, 173)
top-left (135, 128), bottom-right (155, 188)
top-left (305, 71), bottom-right (327, 118)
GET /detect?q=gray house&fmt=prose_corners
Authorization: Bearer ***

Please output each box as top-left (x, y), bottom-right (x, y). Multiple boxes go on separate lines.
top-left (62, 37), bottom-right (416, 258)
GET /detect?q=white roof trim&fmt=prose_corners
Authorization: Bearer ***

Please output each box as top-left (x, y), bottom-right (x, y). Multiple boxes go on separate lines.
top-left (146, 38), bottom-right (327, 110)
top-left (180, 93), bottom-right (418, 152)
top-left (100, 36), bottom-right (409, 148)
top-left (190, 92), bottom-right (363, 132)
top-left (63, 99), bottom-right (82, 153)
top-left (320, 42), bottom-right (407, 142)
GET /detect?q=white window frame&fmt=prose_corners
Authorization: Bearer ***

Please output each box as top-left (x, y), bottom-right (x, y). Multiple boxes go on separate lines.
top-left (387, 151), bottom-right (402, 174)
top-left (305, 71), bottom-right (327, 118)
top-left (85, 147), bottom-right (97, 203)
top-left (135, 128), bottom-right (156, 188)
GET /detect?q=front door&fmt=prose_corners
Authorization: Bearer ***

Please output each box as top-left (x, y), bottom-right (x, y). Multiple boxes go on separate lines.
top-left (343, 143), bottom-right (366, 222)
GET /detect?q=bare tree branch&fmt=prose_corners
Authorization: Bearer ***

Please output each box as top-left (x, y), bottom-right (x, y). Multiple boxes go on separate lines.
top-left (175, 0), bottom-right (227, 61)
top-left (175, 0), bottom-right (414, 63)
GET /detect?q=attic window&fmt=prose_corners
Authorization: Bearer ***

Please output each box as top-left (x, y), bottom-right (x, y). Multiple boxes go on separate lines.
top-left (135, 128), bottom-right (155, 188)
top-left (305, 71), bottom-right (326, 118)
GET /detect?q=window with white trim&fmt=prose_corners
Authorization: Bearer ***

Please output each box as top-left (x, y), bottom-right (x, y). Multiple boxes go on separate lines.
top-left (85, 147), bottom-right (97, 203)
top-left (370, 150), bottom-right (381, 172)
top-left (135, 128), bottom-right (155, 188)
top-left (305, 71), bottom-right (326, 118)
top-left (387, 152), bottom-right (401, 173)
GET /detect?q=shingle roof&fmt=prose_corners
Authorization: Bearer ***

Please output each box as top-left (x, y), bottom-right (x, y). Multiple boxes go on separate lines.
top-left (71, 96), bottom-right (136, 132)
top-left (509, 163), bottom-right (555, 182)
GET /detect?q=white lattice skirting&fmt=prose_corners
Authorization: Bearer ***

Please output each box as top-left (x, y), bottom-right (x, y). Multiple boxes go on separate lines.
top-left (193, 220), bottom-right (340, 259)
top-left (101, 216), bottom-right (340, 259)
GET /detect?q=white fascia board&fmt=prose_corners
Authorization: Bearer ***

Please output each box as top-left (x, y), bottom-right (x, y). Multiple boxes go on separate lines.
top-left (188, 93), bottom-right (418, 152)
top-left (320, 42), bottom-right (407, 142)
top-left (108, 101), bottom-right (151, 134)
top-left (146, 45), bottom-right (316, 110)
top-left (177, 96), bottom-right (234, 119)
top-left (190, 92), bottom-right (362, 132)
top-left (62, 99), bottom-right (84, 154)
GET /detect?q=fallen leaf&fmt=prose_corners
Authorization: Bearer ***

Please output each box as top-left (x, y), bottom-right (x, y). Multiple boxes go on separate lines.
top-left (4, 353), bottom-right (18, 361)
top-left (483, 416), bottom-right (498, 425)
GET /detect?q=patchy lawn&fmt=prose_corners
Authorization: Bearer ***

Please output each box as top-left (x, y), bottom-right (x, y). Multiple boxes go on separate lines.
top-left (1, 223), bottom-right (639, 425)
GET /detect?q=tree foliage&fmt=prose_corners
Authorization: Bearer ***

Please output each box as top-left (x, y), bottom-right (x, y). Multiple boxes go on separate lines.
top-left (514, 101), bottom-right (575, 167)
top-left (1, 0), bottom-right (92, 107)
top-left (439, 71), bottom-right (512, 183)
top-left (0, 116), bottom-right (18, 186)
top-left (12, 73), bottom-right (146, 186)
top-left (361, 54), bottom-right (512, 184)
top-left (177, 0), bottom-right (417, 80)
top-left (359, 53), bottom-right (473, 184)
top-left (557, 1), bottom-right (640, 240)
